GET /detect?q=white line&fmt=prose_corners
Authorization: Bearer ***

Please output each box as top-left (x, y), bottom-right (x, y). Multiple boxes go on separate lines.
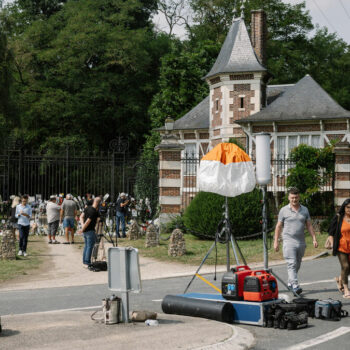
top-left (152, 299), bottom-right (163, 302)
top-left (1, 305), bottom-right (101, 317)
top-left (300, 279), bottom-right (334, 286)
top-left (284, 327), bottom-right (350, 350)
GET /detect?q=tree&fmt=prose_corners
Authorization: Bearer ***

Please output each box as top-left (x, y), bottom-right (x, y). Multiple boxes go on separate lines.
top-left (3, 0), bottom-right (169, 152)
top-left (286, 144), bottom-right (334, 216)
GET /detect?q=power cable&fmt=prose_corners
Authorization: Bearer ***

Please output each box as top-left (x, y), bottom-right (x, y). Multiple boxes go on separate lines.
top-left (311, 0), bottom-right (337, 33)
top-left (339, 0), bottom-right (350, 21)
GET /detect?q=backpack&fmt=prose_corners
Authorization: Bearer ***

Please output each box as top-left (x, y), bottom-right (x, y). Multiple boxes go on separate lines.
top-left (88, 261), bottom-right (108, 272)
top-left (314, 299), bottom-right (348, 321)
top-left (292, 298), bottom-right (319, 318)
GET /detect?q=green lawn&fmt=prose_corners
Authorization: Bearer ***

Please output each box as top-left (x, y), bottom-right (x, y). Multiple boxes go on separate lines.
top-left (0, 235), bottom-right (47, 283)
top-left (118, 231), bottom-right (329, 266)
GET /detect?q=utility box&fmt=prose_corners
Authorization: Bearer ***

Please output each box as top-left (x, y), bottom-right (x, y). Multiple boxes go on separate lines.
top-left (108, 247), bottom-right (141, 292)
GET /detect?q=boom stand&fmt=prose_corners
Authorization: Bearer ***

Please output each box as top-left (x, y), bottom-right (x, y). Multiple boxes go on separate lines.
top-left (184, 197), bottom-right (246, 294)
top-left (261, 185), bottom-right (299, 298)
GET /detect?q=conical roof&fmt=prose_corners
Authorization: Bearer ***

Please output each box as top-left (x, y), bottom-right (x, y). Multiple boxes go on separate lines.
top-left (237, 75), bottom-right (350, 123)
top-left (205, 18), bottom-right (266, 79)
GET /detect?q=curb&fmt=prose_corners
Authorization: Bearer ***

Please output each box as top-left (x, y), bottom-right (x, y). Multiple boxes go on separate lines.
top-left (193, 325), bottom-right (255, 350)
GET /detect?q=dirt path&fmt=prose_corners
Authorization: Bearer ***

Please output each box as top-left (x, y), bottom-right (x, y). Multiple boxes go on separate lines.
top-left (0, 235), bottom-right (231, 291)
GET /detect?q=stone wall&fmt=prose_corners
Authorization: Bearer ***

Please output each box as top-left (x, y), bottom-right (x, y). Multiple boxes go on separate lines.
top-left (168, 229), bottom-right (186, 257)
top-left (0, 229), bottom-right (16, 260)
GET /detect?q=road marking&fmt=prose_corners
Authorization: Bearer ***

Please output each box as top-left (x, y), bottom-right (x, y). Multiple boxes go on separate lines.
top-left (284, 327), bottom-right (350, 350)
top-left (2, 305), bottom-right (101, 317)
top-left (300, 279), bottom-right (334, 286)
top-left (152, 299), bottom-right (163, 302)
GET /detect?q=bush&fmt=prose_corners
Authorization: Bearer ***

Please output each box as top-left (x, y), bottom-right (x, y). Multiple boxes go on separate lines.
top-left (183, 189), bottom-right (272, 239)
top-left (163, 215), bottom-right (187, 234)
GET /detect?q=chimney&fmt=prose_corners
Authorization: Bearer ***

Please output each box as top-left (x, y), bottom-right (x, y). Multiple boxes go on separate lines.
top-left (251, 10), bottom-right (267, 66)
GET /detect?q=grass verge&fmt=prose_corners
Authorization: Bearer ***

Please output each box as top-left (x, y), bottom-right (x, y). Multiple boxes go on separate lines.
top-left (118, 232), bottom-right (329, 266)
top-left (0, 235), bottom-right (47, 283)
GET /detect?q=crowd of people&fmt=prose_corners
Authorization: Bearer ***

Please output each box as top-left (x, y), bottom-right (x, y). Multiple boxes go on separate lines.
top-left (9, 192), bottom-right (133, 268)
top-left (6, 187), bottom-right (350, 296)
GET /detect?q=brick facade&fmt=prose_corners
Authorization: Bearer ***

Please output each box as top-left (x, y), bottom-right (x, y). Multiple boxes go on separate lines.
top-left (161, 205), bottom-right (181, 213)
top-left (184, 133), bottom-right (196, 140)
top-left (324, 123), bottom-right (347, 131)
top-left (160, 187), bottom-right (180, 196)
top-left (159, 151), bottom-right (181, 161)
top-left (334, 147), bottom-right (350, 208)
top-left (211, 87), bottom-right (223, 128)
top-left (200, 133), bottom-right (209, 139)
top-left (230, 74), bottom-right (254, 80)
top-left (160, 169), bottom-right (181, 179)
top-left (251, 10), bottom-right (267, 65)
top-left (277, 124), bottom-right (320, 132)
top-left (230, 84), bottom-right (255, 121)
top-left (252, 125), bottom-right (274, 133)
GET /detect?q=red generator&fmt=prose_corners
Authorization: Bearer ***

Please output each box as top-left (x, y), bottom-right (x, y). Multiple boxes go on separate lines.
top-left (222, 265), bottom-right (252, 301)
top-left (243, 270), bottom-right (278, 302)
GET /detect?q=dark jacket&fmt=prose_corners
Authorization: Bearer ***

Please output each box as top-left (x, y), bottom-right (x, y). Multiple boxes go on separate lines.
top-left (328, 214), bottom-right (342, 256)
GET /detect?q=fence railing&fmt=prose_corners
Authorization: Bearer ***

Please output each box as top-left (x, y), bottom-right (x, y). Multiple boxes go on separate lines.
top-left (181, 154), bottom-right (333, 210)
top-left (0, 149), bottom-right (140, 200)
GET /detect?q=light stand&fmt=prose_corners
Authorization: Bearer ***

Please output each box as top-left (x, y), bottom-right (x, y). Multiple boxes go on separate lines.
top-left (184, 196), bottom-right (246, 294)
top-left (255, 133), bottom-right (299, 297)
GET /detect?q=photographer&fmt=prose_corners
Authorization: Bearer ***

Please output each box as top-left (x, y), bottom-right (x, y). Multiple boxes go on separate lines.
top-left (115, 192), bottom-right (129, 238)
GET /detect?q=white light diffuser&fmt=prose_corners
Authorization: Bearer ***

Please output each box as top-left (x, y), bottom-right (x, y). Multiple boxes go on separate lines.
top-left (255, 133), bottom-right (271, 185)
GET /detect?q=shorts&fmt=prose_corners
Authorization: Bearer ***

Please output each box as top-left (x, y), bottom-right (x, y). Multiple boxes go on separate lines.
top-left (48, 220), bottom-right (59, 236)
top-left (63, 217), bottom-right (75, 229)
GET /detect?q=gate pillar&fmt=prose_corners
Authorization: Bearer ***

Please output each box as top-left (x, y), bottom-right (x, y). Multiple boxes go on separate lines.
top-left (334, 145), bottom-right (350, 211)
top-left (155, 130), bottom-right (184, 224)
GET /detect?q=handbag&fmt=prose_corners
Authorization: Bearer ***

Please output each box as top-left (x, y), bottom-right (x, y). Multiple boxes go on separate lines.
top-left (324, 236), bottom-right (333, 250)
top-left (325, 214), bottom-right (340, 249)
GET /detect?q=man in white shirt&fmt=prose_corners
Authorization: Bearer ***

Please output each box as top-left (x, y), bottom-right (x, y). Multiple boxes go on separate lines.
top-left (46, 195), bottom-right (61, 244)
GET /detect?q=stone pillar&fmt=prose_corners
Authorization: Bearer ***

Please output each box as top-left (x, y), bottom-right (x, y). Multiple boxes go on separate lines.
top-left (168, 228), bottom-right (186, 257)
top-left (155, 131), bottom-right (185, 224)
top-left (0, 228), bottom-right (16, 260)
top-left (334, 146), bottom-right (350, 211)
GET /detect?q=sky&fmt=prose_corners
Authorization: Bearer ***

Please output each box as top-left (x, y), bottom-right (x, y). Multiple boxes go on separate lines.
top-left (153, 0), bottom-right (350, 44)
top-left (1, 0), bottom-right (349, 44)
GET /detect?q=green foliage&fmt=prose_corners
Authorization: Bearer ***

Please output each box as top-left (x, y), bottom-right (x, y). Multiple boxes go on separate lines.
top-left (183, 189), bottom-right (271, 239)
top-left (163, 214), bottom-right (187, 234)
top-left (228, 137), bottom-right (245, 151)
top-left (1, 0), bottom-right (169, 153)
top-left (134, 151), bottom-right (159, 217)
top-left (286, 144), bottom-right (334, 215)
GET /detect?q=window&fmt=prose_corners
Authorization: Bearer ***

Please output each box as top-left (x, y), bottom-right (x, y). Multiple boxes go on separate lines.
top-left (240, 97), bottom-right (244, 109)
top-left (277, 136), bottom-right (286, 159)
top-left (300, 135), bottom-right (309, 145)
top-left (184, 143), bottom-right (197, 175)
top-left (311, 135), bottom-right (320, 148)
top-left (215, 99), bottom-right (219, 111)
top-left (288, 136), bottom-right (298, 154)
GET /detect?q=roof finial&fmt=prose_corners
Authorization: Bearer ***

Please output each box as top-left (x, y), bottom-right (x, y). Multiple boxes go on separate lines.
top-left (240, 0), bottom-right (246, 19)
top-left (232, 1), bottom-right (237, 21)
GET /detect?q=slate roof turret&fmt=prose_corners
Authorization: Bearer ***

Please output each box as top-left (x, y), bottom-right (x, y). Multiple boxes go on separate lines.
top-left (205, 17), bottom-right (266, 79)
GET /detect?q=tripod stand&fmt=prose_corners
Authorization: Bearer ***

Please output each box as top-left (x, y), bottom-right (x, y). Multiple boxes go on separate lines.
top-left (184, 197), bottom-right (246, 294)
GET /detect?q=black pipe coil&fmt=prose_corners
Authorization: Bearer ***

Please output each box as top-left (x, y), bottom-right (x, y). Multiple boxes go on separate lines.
top-left (161, 295), bottom-right (234, 323)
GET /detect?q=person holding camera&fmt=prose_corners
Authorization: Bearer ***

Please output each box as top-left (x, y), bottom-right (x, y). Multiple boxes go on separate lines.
top-left (274, 187), bottom-right (318, 295)
top-left (115, 192), bottom-right (129, 238)
top-left (78, 197), bottom-right (101, 268)
top-left (15, 195), bottom-right (32, 257)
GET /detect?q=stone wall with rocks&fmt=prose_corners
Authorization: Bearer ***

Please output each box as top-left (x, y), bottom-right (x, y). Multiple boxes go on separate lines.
top-left (128, 221), bottom-right (141, 240)
top-left (145, 224), bottom-right (159, 247)
top-left (168, 229), bottom-right (186, 257)
top-left (0, 229), bottom-right (16, 260)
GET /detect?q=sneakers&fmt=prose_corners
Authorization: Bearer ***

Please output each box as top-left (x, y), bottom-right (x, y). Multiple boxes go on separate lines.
top-left (292, 286), bottom-right (303, 295)
top-left (48, 240), bottom-right (52, 244)
top-left (18, 250), bottom-right (23, 256)
top-left (23, 252), bottom-right (28, 257)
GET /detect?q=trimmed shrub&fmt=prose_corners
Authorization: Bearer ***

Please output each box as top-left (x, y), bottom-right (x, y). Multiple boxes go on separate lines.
top-left (183, 189), bottom-right (272, 239)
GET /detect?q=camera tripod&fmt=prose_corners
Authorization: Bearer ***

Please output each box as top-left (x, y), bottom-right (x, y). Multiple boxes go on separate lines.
top-left (184, 197), bottom-right (246, 294)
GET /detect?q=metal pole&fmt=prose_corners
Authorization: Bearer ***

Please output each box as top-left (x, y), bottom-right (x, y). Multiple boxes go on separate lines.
top-left (225, 197), bottom-right (231, 271)
top-left (262, 185), bottom-right (268, 270)
top-left (65, 146), bottom-right (69, 194)
top-left (111, 152), bottom-right (115, 202)
top-left (120, 249), bottom-right (130, 323)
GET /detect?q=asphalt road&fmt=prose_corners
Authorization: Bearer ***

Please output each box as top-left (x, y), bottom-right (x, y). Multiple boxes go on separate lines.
top-left (1, 256), bottom-right (350, 349)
